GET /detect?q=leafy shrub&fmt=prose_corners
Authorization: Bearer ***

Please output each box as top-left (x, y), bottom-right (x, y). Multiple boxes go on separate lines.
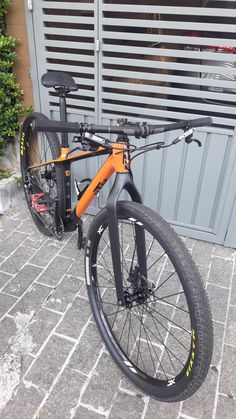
top-left (0, 169), bottom-right (11, 180)
top-left (0, 0), bottom-right (30, 156)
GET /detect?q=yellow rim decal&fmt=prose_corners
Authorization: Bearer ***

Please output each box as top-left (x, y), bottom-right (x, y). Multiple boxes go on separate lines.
top-left (186, 328), bottom-right (196, 377)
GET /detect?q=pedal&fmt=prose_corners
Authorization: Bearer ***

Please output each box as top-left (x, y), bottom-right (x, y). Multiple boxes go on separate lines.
top-left (77, 218), bottom-right (86, 250)
top-left (32, 193), bottom-right (48, 213)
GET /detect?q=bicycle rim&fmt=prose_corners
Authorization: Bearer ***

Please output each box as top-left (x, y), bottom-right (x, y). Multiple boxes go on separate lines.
top-left (86, 202), bottom-right (213, 401)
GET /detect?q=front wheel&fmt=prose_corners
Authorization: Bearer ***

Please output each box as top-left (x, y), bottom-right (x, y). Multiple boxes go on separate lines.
top-left (85, 201), bottom-right (213, 402)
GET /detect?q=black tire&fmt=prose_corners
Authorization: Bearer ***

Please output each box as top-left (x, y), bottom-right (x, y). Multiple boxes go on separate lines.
top-left (85, 201), bottom-right (213, 402)
top-left (20, 112), bottom-right (65, 237)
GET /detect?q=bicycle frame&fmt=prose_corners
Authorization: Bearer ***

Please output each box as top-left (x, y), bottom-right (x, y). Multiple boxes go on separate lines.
top-left (27, 139), bottom-right (147, 305)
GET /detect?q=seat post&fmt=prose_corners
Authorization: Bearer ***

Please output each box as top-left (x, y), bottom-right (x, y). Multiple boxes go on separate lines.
top-left (59, 93), bottom-right (69, 147)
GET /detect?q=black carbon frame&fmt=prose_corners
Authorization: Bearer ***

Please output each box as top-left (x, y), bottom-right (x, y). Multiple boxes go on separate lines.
top-left (106, 172), bottom-right (147, 305)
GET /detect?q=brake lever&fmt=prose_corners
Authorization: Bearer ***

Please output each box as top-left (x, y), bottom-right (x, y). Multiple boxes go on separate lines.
top-left (185, 136), bottom-right (202, 147)
top-left (181, 128), bottom-right (202, 147)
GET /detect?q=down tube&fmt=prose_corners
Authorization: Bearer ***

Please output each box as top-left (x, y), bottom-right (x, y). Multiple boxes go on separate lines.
top-left (106, 173), bottom-right (147, 305)
top-left (75, 155), bottom-right (115, 218)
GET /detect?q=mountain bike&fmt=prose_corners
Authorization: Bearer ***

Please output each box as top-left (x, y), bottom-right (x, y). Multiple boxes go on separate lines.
top-left (20, 71), bottom-right (213, 402)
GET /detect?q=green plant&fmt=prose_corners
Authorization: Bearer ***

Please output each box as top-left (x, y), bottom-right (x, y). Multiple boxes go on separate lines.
top-left (0, 0), bottom-right (10, 24)
top-left (0, 169), bottom-right (11, 180)
top-left (13, 175), bottom-right (22, 188)
top-left (0, 0), bottom-right (30, 157)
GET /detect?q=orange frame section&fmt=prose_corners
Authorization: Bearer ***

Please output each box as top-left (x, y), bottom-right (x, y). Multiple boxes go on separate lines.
top-left (27, 143), bottom-right (130, 218)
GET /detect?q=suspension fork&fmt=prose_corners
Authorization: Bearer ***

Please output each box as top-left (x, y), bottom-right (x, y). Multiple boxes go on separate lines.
top-left (106, 172), bottom-right (147, 306)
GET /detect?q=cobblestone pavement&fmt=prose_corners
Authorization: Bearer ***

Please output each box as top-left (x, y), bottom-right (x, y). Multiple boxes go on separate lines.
top-left (0, 198), bottom-right (235, 419)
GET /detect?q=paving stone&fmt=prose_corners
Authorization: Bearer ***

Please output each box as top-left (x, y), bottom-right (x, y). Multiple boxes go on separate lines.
top-left (213, 244), bottom-right (235, 260)
top-left (198, 265), bottom-right (209, 285)
top-left (44, 274), bottom-right (83, 312)
top-left (0, 316), bottom-right (17, 356)
top-left (0, 217), bottom-right (21, 240)
top-left (216, 394), bottom-right (236, 419)
top-left (2, 264), bottom-right (43, 297)
top-left (219, 345), bottom-right (236, 397)
top-left (0, 271), bottom-right (12, 289)
top-left (208, 256), bottom-right (233, 288)
top-left (212, 321), bottom-right (225, 367)
top-left (9, 283), bottom-right (53, 317)
top-left (1, 199), bottom-right (236, 418)
top-left (182, 366), bottom-right (218, 419)
top-left (81, 352), bottom-right (122, 412)
top-left (29, 240), bottom-right (63, 267)
top-left (192, 240), bottom-right (213, 268)
top-left (207, 283), bottom-right (229, 323)
top-left (39, 367), bottom-right (86, 419)
top-left (225, 306), bottom-right (236, 347)
top-left (21, 354), bottom-right (35, 376)
top-left (25, 335), bottom-right (74, 391)
top-left (23, 234), bottom-right (47, 250)
top-left (0, 382), bottom-right (45, 419)
top-left (59, 233), bottom-right (83, 260)
top-left (67, 259), bottom-right (85, 279)
top-left (0, 292), bottom-right (18, 319)
top-left (180, 236), bottom-right (195, 251)
top-left (16, 218), bottom-right (36, 234)
top-left (56, 296), bottom-right (91, 339)
top-left (0, 245), bottom-right (36, 275)
top-left (145, 397), bottom-right (180, 419)
top-left (230, 275), bottom-right (236, 306)
top-left (119, 375), bottom-right (142, 395)
top-left (28, 308), bottom-right (61, 355)
top-left (73, 405), bottom-right (106, 419)
top-left (37, 256), bottom-right (73, 287)
top-left (69, 322), bottom-right (103, 374)
top-left (108, 390), bottom-right (145, 419)
top-left (0, 231), bottom-right (28, 258)
top-left (78, 282), bottom-right (88, 299)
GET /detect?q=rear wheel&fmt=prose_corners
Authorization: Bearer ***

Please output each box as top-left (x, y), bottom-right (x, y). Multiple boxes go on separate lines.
top-left (85, 201), bottom-right (213, 402)
top-left (20, 112), bottom-right (65, 237)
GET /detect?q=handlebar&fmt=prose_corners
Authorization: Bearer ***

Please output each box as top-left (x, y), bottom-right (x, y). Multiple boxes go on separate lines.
top-left (35, 117), bottom-right (213, 139)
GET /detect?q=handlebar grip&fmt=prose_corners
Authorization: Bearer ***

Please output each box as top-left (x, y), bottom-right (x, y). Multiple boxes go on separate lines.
top-left (187, 117), bottom-right (213, 128)
top-left (35, 120), bottom-right (81, 133)
top-left (152, 117), bottom-right (213, 135)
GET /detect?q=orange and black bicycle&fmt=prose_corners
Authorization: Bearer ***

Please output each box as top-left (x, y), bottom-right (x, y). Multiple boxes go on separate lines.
top-left (20, 71), bottom-right (213, 402)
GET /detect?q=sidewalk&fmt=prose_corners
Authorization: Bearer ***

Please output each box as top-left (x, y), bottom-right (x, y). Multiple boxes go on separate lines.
top-left (0, 198), bottom-right (235, 419)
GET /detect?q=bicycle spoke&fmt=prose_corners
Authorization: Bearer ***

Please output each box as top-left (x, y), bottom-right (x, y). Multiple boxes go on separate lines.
top-left (135, 304), bottom-right (164, 378)
top-left (147, 252), bottom-right (166, 272)
top-left (144, 305), bottom-right (190, 349)
top-left (146, 236), bottom-right (155, 259)
top-left (148, 292), bottom-right (189, 314)
top-left (149, 308), bottom-right (176, 372)
top-left (131, 307), bottom-right (185, 368)
top-left (131, 307), bottom-right (173, 378)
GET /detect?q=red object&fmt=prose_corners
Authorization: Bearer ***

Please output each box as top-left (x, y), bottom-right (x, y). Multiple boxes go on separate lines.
top-left (32, 193), bottom-right (48, 213)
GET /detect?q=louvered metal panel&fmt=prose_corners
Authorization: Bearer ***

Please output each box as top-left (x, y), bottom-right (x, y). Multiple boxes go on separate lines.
top-left (25, 0), bottom-right (236, 247)
top-left (100, 0), bottom-right (236, 128)
top-left (31, 0), bottom-right (97, 118)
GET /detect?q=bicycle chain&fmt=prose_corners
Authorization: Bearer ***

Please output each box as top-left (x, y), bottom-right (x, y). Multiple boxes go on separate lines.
top-left (53, 216), bottom-right (64, 241)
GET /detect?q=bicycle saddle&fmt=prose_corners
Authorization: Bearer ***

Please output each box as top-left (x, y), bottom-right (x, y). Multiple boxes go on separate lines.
top-left (41, 72), bottom-right (78, 92)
